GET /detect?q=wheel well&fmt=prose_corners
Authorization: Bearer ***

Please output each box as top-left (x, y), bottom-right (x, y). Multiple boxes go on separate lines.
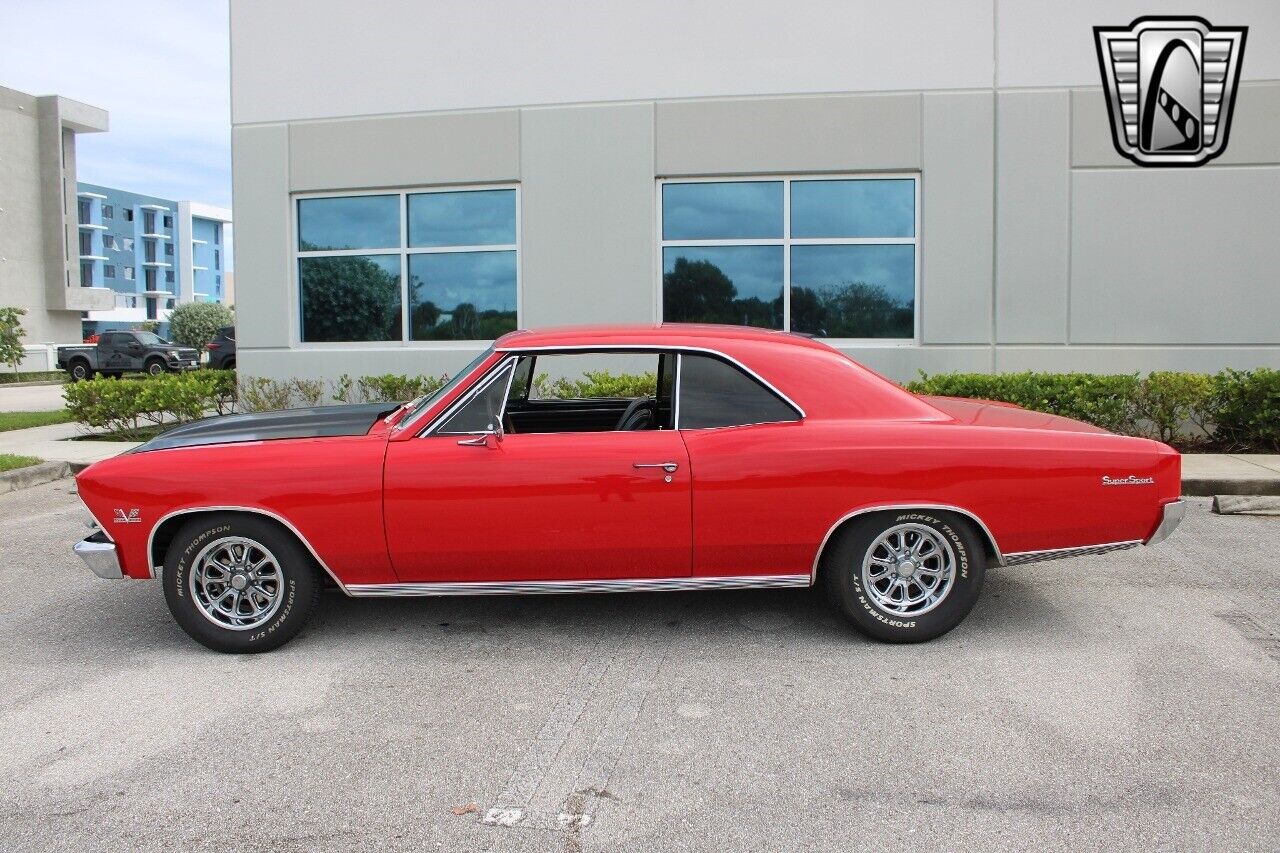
top-left (68, 356), bottom-right (89, 369)
top-left (150, 509), bottom-right (318, 577)
top-left (813, 506), bottom-right (1001, 581)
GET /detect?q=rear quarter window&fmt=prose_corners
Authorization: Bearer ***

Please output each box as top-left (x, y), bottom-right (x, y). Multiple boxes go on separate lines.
top-left (678, 354), bottom-right (800, 429)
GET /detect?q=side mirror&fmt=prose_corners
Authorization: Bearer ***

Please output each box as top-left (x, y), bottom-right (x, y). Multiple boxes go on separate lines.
top-left (457, 421), bottom-right (503, 448)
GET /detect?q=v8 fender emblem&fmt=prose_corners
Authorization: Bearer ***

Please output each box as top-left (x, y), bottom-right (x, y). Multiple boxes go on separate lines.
top-left (113, 508), bottom-right (142, 524)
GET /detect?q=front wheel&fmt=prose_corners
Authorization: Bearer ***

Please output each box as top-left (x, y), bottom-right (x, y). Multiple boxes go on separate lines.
top-left (822, 510), bottom-right (986, 643)
top-left (145, 358), bottom-right (167, 376)
top-left (163, 514), bottom-right (321, 653)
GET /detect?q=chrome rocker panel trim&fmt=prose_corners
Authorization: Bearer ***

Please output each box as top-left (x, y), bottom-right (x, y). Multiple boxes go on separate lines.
top-left (346, 573), bottom-right (811, 598)
top-left (74, 533), bottom-right (124, 579)
top-left (1145, 499), bottom-right (1187, 547)
top-left (1002, 540), bottom-right (1141, 566)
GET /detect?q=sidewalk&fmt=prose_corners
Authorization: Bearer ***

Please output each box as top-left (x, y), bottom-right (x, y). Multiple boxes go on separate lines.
top-left (1181, 454), bottom-right (1280, 497)
top-left (0, 422), bottom-right (140, 468)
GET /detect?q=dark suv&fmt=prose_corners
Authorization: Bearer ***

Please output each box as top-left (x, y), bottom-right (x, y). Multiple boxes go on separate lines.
top-left (206, 326), bottom-right (236, 370)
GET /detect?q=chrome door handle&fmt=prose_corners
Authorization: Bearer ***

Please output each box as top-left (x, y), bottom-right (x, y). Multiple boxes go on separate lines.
top-left (633, 462), bottom-right (679, 474)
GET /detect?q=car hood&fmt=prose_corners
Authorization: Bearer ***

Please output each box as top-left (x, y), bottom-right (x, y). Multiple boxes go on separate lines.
top-left (134, 403), bottom-right (398, 452)
top-left (920, 395), bottom-right (1112, 435)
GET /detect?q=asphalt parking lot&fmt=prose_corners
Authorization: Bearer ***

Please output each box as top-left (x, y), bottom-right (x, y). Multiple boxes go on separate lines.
top-left (1, 479), bottom-right (1277, 852)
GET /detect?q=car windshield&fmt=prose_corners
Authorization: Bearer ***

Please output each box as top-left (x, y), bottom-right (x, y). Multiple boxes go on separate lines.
top-left (398, 347), bottom-right (495, 427)
top-left (134, 332), bottom-right (169, 346)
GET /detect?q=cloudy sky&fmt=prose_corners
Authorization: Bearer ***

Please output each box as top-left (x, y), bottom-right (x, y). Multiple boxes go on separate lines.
top-left (0, 1), bottom-right (231, 207)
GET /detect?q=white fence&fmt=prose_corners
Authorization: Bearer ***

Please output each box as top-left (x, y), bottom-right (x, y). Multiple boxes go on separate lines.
top-left (0, 344), bottom-right (60, 374)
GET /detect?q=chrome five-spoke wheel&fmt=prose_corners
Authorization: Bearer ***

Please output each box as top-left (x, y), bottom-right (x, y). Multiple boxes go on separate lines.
top-left (861, 523), bottom-right (957, 617)
top-left (189, 536), bottom-right (284, 630)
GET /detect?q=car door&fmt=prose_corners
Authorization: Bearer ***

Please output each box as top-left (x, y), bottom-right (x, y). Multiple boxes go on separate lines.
top-left (383, 357), bottom-right (692, 584)
top-left (673, 352), bottom-right (810, 578)
top-left (101, 333), bottom-right (128, 371)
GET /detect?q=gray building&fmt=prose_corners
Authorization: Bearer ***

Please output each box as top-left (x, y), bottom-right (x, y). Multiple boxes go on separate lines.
top-left (229, 0), bottom-right (1280, 383)
top-left (0, 85), bottom-right (111, 359)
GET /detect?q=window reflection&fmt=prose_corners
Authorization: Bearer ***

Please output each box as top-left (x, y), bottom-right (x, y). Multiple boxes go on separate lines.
top-left (662, 246), bottom-right (783, 330)
top-left (300, 255), bottom-right (402, 342)
top-left (409, 190), bottom-right (516, 248)
top-left (298, 196), bottom-right (399, 251)
top-left (409, 251), bottom-right (517, 340)
top-left (662, 182), bottom-right (783, 240)
top-left (790, 245), bottom-right (914, 338)
top-left (790, 179), bottom-right (915, 238)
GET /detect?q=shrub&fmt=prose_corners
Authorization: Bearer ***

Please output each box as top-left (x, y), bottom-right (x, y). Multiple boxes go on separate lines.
top-left (907, 371), bottom-right (1141, 434)
top-left (168, 302), bottom-right (234, 351)
top-left (237, 377), bottom-right (297, 413)
top-left (1133, 371), bottom-right (1212, 444)
top-left (63, 372), bottom-right (221, 440)
top-left (332, 373), bottom-right (449, 404)
top-left (1207, 368), bottom-right (1280, 452)
top-left (533, 370), bottom-right (658, 399)
top-left (0, 306), bottom-right (27, 372)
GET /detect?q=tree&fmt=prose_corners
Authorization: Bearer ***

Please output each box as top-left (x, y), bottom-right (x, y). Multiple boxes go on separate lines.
top-left (168, 302), bottom-right (235, 351)
top-left (663, 258), bottom-right (738, 324)
top-left (0, 307), bottom-right (27, 372)
top-left (300, 256), bottom-right (400, 341)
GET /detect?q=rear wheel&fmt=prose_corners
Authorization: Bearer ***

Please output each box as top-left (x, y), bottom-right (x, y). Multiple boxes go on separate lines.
top-left (68, 359), bottom-right (91, 381)
top-left (823, 510), bottom-right (986, 643)
top-left (162, 514), bottom-right (321, 653)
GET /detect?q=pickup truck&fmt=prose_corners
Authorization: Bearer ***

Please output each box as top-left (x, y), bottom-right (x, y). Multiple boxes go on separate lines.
top-left (57, 331), bottom-right (200, 381)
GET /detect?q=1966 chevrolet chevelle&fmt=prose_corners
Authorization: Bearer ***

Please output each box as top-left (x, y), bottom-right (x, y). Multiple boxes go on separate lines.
top-left (73, 324), bottom-right (1185, 653)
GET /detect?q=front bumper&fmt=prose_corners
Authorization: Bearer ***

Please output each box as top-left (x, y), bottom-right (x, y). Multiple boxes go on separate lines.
top-left (74, 531), bottom-right (124, 579)
top-left (1146, 499), bottom-right (1187, 547)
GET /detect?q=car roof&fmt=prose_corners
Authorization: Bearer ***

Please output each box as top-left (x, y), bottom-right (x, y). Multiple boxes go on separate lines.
top-left (495, 323), bottom-right (833, 352)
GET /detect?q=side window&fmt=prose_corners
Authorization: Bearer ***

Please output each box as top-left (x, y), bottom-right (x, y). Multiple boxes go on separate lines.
top-left (436, 360), bottom-right (515, 435)
top-left (677, 354), bottom-right (799, 429)
top-left (507, 355), bottom-right (534, 403)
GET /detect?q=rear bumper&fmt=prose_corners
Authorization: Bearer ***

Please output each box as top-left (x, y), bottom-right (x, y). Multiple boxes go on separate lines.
top-left (74, 531), bottom-right (123, 579)
top-left (1145, 499), bottom-right (1187, 547)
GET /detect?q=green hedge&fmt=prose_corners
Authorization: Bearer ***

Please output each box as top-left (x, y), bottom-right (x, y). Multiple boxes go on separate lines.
top-left (907, 368), bottom-right (1280, 452)
top-left (63, 366), bottom-right (1280, 452)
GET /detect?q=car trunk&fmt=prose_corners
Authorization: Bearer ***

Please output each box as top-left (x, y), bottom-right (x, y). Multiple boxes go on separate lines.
top-left (919, 395), bottom-right (1113, 435)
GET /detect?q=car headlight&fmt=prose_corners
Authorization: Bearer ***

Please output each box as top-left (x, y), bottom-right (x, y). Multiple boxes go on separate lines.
top-left (166, 351), bottom-right (179, 360)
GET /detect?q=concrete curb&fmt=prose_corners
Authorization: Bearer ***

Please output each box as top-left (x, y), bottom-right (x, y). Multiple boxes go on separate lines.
top-left (0, 380), bottom-right (64, 388)
top-left (1213, 495), bottom-right (1280, 515)
top-left (0, 461), bottom-right (71, 494)
top-left (1183, 479), bottom-right (1280, 498)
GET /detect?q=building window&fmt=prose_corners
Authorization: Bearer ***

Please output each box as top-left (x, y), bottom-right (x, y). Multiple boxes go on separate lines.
top-left (142, 210), bottom-right (156, 233)
top-left (164, 242), bottom-right (173, 257)
top-left (163, 214), bottom-right (172, 229)
top-left (123, 266), bottom-right (134, 281)
top-left (103, 204), bottom-right (113, 219)
top-left (165, 270), bottom-right (175, 283)
top-left (80, 262), bottom-right (93, 286)
top-left (146, 298), bottom-right (157, 320)
top-left (144, 268), bottom-right (157, 290)
top-left (78, 232), bottom-right (93, 255)
top-left (213, 227), bottom-right (221, 245)
top-left (104, 264), bottom-right (116, 278)
top-left (103, 234), bottom-right (116, 250)
top-left (122, 237), bottom-right (134, 252)
top-left (295, 187), bottom-right (519, 343)
top-left (658, 176), bottom-right (918, 340)
top-left (213, 249), bottom-right (220, 269)
top-left (125, 209), bottom-right (134, 222)
top-left (78, 199), bottom-right (91, 224)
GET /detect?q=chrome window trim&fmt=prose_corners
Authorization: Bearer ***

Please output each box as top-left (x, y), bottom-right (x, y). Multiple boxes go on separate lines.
top-left (345, 573), bottom-right (811, 597)
top-left (810, 504), bottom-right (1005, 582)
top-left (146, 505), bottom-right (351, 594)
top-left (1002, 540), bottom-right (1141, 566)
top-left (415, 355), bottom-right (518, 437)
top-left (494, 343), bottom-right (806, 423)
top-left (427, 357), bottom-right (519, 437)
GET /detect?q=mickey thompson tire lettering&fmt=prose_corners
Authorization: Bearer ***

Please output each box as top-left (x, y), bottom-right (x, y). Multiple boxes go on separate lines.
top-left (823, 510), bottom-right (988, 644)
top-left (161, 513), bottom-right (321, 654)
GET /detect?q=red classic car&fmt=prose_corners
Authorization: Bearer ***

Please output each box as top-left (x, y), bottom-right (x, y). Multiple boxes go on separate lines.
top-left (73, 324), bottom-right (1184, 653)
